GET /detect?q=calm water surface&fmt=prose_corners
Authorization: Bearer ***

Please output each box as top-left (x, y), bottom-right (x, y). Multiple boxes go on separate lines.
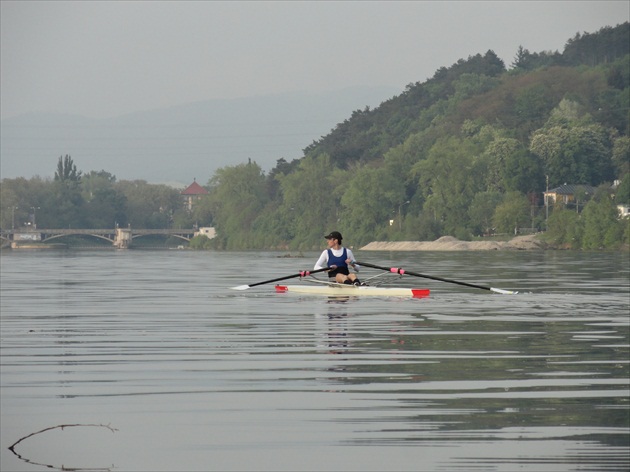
top-left (1, 249), bottom-right (628, 471)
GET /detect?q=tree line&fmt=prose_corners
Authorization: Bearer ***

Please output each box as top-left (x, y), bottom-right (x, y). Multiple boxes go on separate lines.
top-left (1, 155), bottom-right (200, 232)
top-left (2, 23), bottom-right (629, 250)
top-left (199, 23), bottom-right (629, 250)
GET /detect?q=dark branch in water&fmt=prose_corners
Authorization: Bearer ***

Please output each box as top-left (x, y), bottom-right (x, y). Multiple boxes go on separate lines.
top-left (8, 423), bottom-right (118, 471)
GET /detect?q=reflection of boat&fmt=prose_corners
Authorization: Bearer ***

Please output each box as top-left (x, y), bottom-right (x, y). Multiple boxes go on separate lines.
top-left (275, 281), bottom-right (429, 298)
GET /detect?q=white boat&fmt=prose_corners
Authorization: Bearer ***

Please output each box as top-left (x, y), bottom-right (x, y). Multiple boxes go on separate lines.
top-left (275, 283), bottom-right (429, 298)
top-left (233, 263), bottom-right (515, 296)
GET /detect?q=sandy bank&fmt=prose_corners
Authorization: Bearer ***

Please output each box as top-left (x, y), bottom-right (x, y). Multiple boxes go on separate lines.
top-left (360, 234), bottom-right (546, 251)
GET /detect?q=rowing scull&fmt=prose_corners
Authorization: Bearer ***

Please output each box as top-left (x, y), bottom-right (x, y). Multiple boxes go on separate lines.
top-left (275, 283), bottom-right (429, 298)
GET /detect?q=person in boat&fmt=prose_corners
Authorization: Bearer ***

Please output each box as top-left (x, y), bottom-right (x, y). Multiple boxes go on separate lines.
top-left (314, 231), bottom-right (364, 286)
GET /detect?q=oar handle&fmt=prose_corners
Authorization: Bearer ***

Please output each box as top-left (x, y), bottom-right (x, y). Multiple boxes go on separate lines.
top-left (357, 261), bottom-right (493, 292)
top-left (245, 267), bottom-right (330, 288)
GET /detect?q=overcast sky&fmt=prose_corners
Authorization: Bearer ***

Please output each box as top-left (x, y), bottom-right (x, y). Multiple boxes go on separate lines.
top-left (1, 1), bottom-right (628, 121)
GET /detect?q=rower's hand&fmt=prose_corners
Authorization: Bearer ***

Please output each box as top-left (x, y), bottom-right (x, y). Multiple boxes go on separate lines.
top-left (347, 259), bottom-right (359, 271)
top-left (329, 264), bottom-right (337, 270)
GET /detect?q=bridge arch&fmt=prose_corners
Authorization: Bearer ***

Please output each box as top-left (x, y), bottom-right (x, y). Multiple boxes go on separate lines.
top-left (131, 234), bottom-right (192, 242)
top-left (43, 233), bottom-right (115, 243)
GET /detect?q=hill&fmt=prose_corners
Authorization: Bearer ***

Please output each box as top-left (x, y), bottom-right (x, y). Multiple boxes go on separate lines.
top-left (203, 22), bottom-right (629, 250)
top-left (303, 23), bottom-right (629, 170)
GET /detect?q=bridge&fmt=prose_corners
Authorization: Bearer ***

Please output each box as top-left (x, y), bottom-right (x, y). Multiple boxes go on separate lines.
top-left (0, 227), bottom-right (208, 249)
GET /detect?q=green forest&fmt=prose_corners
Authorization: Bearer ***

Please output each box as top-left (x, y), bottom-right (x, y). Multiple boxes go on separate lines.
top-left (2, 23), bottom-right (629, 250)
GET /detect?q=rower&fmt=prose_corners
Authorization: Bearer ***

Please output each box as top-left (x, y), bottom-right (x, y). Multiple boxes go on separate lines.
top-left (314, 231), bottom-right (364, 286)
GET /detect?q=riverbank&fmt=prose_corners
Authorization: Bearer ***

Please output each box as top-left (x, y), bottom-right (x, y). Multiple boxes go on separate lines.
top-left (360, 234), bottom-right (547, 251)
top-left (9, 242), bottom-right (68, 249)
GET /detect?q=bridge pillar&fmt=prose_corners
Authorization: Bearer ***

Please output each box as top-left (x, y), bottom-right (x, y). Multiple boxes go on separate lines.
top-left (114, 228), bottom-right (132, 249)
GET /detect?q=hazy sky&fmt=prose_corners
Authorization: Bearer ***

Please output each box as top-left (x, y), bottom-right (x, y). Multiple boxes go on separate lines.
top-left (1, 1), bottom-right (628, 120)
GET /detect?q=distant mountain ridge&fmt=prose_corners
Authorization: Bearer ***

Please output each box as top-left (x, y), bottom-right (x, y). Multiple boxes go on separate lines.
top-left (0, 86), bottom-right (398, 186)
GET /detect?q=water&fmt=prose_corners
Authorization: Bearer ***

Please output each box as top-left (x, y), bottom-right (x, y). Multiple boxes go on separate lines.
top-left (1, 249), bottom-right (628, 472)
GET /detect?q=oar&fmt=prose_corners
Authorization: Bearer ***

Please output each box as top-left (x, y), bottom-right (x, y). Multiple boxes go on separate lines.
top-left (231, 267), bottom-right (330, 291)
top-left (357, 261), bottom-right (517, 294)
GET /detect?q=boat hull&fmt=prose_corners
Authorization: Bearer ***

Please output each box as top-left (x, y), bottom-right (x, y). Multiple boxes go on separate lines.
top-left (275, 284), bottom-right (429, 298)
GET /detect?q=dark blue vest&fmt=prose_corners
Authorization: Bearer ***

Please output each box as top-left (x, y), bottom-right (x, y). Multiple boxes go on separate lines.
top-left (327, 248), bottom-right (349, 277)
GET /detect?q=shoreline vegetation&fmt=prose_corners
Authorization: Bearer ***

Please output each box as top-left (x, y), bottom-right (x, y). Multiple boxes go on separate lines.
top-left (3, 233), bottom-right (628, 252)
top-left (2, 25), bottom-right (628, 254)
top-left (1, 233), bottom-right (630, 251)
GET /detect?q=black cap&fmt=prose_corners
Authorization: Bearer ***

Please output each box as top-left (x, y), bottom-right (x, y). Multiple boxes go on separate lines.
top-left (325, 231), bottom-right (342, 241)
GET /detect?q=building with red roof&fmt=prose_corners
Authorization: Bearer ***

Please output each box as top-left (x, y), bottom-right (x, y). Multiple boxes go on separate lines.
top-left (181, 179), bottom-right (209, 211)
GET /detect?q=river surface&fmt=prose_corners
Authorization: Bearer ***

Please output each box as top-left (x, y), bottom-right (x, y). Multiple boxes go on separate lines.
top-left (1, 249), bottom-right (628, 472)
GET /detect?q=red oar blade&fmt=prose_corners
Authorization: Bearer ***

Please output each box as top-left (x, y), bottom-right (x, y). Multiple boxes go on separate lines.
top-left (411, 289), bottom-right (430, 298)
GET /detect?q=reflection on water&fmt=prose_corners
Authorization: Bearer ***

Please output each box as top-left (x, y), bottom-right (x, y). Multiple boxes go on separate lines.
top-left (1, 250), bottom-right (628, 471)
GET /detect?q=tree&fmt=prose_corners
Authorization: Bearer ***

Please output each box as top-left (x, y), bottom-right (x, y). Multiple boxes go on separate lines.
top-left (511, 46), bottom-right (563, 71)
top-left (545, 208), bottom-right (582, 248)
top-left (189, 234), bottom-right (215, 249)
top-left (52, 180), bottom-right (86, 228)
top-left (207, 161), bottom-right (269, 249)
top-left (581, 187), bottom-right (624, 249)
top-left (82, 170), bottom-right (116, 200)
top-left (511, 45), bottom-right (528, 70)
top-left (469, 191), bottom-right (503, 235)
top-left (514, 84), bottom-right (552, 130)
top-left (52, 156), bottom-right (85, 228)
top-left (480, 137), bottom-right (520, 192)
top-left (275, 154), bottom-right (342, 249)
top-left (615, 173), bottom-right (630, 204)
top-left (0, 177), bottom-right (51, 229)
top-left (563, 23), bottom-right (630, 67)
top-left (546, 98), bottom-right (585, 127)
top-left (84, 187), bottom-right (128, 228)
top-left (612, 136), bottom-right (630, 177)
top-left (493, 192), bottom-right (531, 234)
top-left (116, 180), bottom-right (181, 229)
top-left (190, 195), bottom-right (214, 228)
top-left (530, 124), bottom-right (614, 186)
top-left (503, 147), bottom-right (544, 194)
top-left (452, 73), bottom-right (500, 101)
top-left (80, 170), bottom-right (127, 228)
top-left (406, 211), bottom-right (442, 241)
top-left (54, 155), bottom-right (82, 183)
top-left (413, 136), bottom-right (483, 236)
top-left (339, 165), bottom-right (404, 244)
